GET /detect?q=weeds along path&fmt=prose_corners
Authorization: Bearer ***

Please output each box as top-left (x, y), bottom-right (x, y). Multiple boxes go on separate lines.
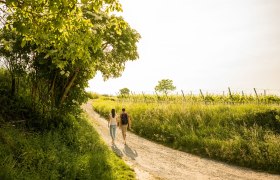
top-left (82, 101), bottom-right (280, 180)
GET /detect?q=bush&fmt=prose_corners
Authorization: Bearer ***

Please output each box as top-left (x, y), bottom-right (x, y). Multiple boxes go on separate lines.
top-left (0, 115), bottom-right (135, 179)
top-left (86, 92), bottom-right (100, 99)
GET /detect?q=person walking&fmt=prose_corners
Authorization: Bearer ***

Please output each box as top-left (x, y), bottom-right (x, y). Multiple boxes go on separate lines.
top-left (108, 109), bottom-right (118, 144)
top-left (119, 108), bottom-right (131, 145)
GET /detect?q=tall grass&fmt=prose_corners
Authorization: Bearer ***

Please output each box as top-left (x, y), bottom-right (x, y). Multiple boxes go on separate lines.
top-left (0, 114), bottom-right (135, 180)
top-left (93, 99), bottom-right (280, 173)
top-left (117, 92), bottom-right (280, 105)
top-left (0, 68), bottom-right (135, 179)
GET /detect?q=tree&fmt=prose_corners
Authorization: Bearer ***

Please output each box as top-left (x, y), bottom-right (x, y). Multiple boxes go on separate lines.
top-left (0, 29), bottom-right (32, 96)
top-left (119, 88), bottom-right (130, 97)
top-left (0, 0), bottom-right (140, 118)
top-left (155, 79), bottom-right (176, 95)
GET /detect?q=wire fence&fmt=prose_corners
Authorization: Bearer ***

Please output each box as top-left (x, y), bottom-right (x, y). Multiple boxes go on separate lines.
top-left (114, 88), bottom-right (280, 105)
top-left (127, 88), bottom-right (280, 96)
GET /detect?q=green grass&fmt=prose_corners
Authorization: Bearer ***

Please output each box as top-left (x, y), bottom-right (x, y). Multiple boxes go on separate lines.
top-left (93, 99), bottom-right (280, 174)
top-left (0, 68), bottom-right (135, 179)
top-left (0, 114), bottom-right (135, 180)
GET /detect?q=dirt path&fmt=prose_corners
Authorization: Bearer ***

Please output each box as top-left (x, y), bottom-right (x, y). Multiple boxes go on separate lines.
top-left (82, 101), bottom-right (280, 180)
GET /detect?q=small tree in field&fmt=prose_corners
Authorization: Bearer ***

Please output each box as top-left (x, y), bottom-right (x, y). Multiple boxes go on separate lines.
top-left (119, 88), bottom-right (130, 97)
top-left (155, 79), bottom-right (176, 95)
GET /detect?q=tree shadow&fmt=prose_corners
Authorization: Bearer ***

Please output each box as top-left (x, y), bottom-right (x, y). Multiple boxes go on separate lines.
top-left (111, 144), bottom-right (123, 157)
top-left (123, 144), bottom-right (138, 160)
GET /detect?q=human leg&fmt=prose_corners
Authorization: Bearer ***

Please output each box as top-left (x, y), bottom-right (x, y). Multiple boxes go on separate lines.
top-left (109, 125), bottom-right (114, 143)
top-left (121, 125), bottom-right (128, 144)
top-left (112, 125), bottom-right (117, 142)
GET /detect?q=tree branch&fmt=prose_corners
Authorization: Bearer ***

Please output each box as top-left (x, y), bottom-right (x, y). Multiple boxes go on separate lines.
top-left (59, 70), bottom-right (79, 106)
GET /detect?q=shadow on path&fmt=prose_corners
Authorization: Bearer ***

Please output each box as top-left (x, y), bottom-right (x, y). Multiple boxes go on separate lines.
top-left (124, 144), bottom-right (138, 160)
top-left (111, 144), bottom-right (123, 157)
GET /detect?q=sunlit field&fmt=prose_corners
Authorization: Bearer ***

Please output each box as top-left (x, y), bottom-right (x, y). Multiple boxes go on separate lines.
top-left (92, 93), bottom-right (280, 173)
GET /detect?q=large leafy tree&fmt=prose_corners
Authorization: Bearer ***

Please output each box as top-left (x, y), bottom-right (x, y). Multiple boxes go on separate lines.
top-left (155, 79), bottom-right (176, 95)
top-left (0, 0), bottom-right (140, 117)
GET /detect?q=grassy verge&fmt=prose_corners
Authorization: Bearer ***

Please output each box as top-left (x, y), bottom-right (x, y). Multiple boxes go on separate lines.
top-left (0, 114), bottom-right (135, 179)
top-left (93, 99), bottom-right (280, 174)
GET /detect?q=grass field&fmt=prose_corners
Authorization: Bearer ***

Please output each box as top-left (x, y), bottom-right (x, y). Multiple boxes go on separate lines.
top-left (93, 95), bottom-right (280, 174)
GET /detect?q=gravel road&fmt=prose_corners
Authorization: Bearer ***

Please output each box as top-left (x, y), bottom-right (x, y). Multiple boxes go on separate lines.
top-left (82, 101), bottom-right (280, 180)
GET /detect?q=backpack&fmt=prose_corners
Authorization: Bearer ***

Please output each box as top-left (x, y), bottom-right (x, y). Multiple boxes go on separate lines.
top-left (121, 113), bottom-right (128, 125)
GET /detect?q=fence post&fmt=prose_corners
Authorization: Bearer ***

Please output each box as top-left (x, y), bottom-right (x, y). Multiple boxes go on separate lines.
top-left (199, 89), bottom-right (206, 104)
top-left (181, 90), bottom-right (186, 102)
top-left (142, 91), bottom-right (147, 103)
top-left (190, 91), bottom-right (193, 103)
top-left (228, 87), bottom-right (233, 104)
top-left (164, 91), bottom-right (169, 102)
top-left (241, 91), bottom-right (245, 104)
top-left (228, 87), bottom-right (232, 97)
top-left (155, 91), bottom-right (160, 102)
top-left (199, 89), bottom-right (204, 99)
top-left (254, 88), bottom-right (259, 103)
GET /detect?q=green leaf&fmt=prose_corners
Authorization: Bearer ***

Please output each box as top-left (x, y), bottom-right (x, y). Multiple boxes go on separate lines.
top-left (21, 39), bottom-right (26, 48)
top-left (44, 53), bottom-right (50, 59)
top-left (60, 70), bottom-right (65, 75)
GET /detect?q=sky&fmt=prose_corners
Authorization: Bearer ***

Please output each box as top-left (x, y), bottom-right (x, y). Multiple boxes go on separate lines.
top-left (87, 0), bottom-right (280, 95)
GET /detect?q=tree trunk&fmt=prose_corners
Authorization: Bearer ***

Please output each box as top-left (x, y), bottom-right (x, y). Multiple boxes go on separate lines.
top-left (50, 72), bottom-right (57, 106)
top-left (16, 77), bottom-right (20, 95)
top-left (11, 76), bottom-right (16, 97)
top-left (59, 71), bottom-right (78, 107)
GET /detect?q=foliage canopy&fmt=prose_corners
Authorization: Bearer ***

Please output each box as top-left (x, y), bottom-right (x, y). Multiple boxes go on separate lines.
top-left (0, 0), bottom-right (140, 120)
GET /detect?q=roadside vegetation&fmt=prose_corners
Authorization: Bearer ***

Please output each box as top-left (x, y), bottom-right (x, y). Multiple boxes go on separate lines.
top-left (0, 113), bottom-right (135, 179)
top-left (0, 0), bottom-right (140, 179)
top-left (0, 70), bottom-right (135, 180)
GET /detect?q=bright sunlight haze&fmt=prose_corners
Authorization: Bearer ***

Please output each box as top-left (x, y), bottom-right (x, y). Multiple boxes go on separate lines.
top-left (87, 0), bottom-right (280, 95)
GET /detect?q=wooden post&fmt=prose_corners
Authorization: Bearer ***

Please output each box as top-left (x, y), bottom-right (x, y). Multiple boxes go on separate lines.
top-left (164, 91), bottom-right (169, 102)
top-left (228, 87), bottom-right (232, 98)
top-left (253, 88), bottom-right (258, 97)
top-left (200, 89), bottom-right (206, 104)
top-left (254, 88), bottom-right (259, 103)
top-left (190, 91), bottom-right (193, 103)
top-left (228, 87), bottom-right (233, 104)
top-left (181, 90), bottom-right (186, 102)
top-left (199, 89), bottom-right (204, 99)
top-left (241, 91), bottom-right (245, 104)
top-left (155, 91), bottom-right (160, 102)
top-left (142, 91), bottom-right (147, 103)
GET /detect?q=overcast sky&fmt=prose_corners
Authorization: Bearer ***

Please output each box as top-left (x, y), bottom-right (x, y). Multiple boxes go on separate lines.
top-left (87, 0), bottom-right (280, 95)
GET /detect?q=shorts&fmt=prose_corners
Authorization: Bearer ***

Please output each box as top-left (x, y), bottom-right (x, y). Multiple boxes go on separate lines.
top-left (121, 124), bottom-right (128, 134)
